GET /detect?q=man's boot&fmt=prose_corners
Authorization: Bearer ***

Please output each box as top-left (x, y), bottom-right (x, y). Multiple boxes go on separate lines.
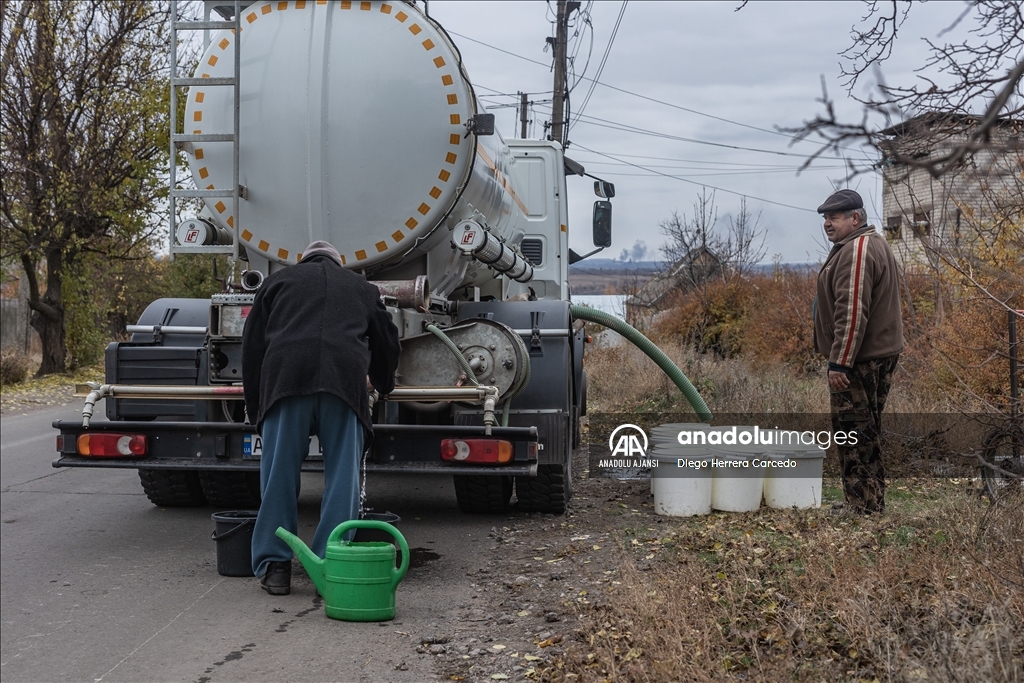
top-left (260, 560), bottom-right (291, 595)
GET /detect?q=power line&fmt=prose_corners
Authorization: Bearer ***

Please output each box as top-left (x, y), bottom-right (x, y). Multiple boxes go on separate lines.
top-left (573, 113), bottom-right (834, 159)
top-left (446, 29), bottom-right (868, 154)
top-left (573, 143), bottom-right (818, 213)
top-left (572, 1), bottom-right (627, 128)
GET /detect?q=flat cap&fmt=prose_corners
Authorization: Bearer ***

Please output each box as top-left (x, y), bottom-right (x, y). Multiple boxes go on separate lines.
top-left (301, 240), bottom-right (342, 264)
top-left (817, 189), bottom-right (864, 214)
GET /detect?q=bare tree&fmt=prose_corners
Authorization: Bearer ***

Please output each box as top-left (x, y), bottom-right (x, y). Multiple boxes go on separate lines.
top-left (785, 0), bottom-right (1023, 178)
top-left (659, 189), bottom-right (768, 289)
top-left (0, 0), bottom-right (170, 375)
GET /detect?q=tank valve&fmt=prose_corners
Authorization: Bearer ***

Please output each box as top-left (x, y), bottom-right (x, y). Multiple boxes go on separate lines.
top-left (452, 220), bottom-right (534, 283)
top-left (241, 269), bottom-right (265, 291)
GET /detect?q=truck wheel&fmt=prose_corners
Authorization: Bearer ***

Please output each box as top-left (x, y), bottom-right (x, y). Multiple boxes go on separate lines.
top-left (199, 471), bottom-right (262, 508)
top-left (453, 475), bottom-right (513, 513)
top-left (515, 464), bottom-right (569, 514)
top-left (138, 469), bottom-right (207, 507)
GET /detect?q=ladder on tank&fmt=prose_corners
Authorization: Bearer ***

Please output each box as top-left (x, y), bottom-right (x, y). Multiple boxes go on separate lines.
top-left (168, 0), bottom-right (252, 260)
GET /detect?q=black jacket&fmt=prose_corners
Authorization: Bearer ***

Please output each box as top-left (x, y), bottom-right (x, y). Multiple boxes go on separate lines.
top-left (241, 254), bottom-right (401, 433)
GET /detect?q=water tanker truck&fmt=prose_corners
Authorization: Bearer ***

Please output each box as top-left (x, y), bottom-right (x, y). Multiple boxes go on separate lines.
top-left (52, 0), bottom-right (625, 514)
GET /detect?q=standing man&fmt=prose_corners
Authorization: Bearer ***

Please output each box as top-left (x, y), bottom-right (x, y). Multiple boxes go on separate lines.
top-left (242, 240), bottom-right (401, 595)
top-left (813, 190), bottom-right (904, 514)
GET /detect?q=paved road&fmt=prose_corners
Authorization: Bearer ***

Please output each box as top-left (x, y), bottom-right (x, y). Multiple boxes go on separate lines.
top-left (1, 404), bottom-right (500, 682)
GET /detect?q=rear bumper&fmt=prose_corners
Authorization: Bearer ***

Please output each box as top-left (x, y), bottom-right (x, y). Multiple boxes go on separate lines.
top-left (52, 420), bottom-right (539, 477)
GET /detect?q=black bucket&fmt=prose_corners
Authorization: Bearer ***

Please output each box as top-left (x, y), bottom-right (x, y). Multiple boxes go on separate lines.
top-left (354, 511), bottom-right (403, 566)
top-left (211, 510), bottom-right (258, 577)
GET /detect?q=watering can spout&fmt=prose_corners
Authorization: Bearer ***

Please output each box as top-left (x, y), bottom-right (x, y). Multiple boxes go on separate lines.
top-left (275, 527), bottom-right (326, 595)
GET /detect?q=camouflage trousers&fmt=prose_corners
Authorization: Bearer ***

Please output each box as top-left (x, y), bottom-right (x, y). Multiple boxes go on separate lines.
top-left (830, 355), bottom-right (899, 514)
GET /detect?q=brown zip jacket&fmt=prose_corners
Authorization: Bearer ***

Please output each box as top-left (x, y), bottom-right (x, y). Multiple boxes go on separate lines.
top-left (813, 225), bottom-right (904, 369)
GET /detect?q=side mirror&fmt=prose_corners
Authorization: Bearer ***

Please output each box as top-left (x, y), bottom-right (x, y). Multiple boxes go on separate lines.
top-left (594, 180), bottom-right (615, 199)
top-left (593, 201), bottom-right (612, 248)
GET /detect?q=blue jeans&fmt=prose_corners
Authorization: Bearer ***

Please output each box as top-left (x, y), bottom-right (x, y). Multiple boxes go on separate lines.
top-left (251, 393), bottom-right (362, 577)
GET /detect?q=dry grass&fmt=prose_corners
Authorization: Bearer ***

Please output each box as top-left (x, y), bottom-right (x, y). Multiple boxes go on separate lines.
top-left (544, 482), bottom-right (1023, 682)
top-left (583, 340), bottom-right (937, 416)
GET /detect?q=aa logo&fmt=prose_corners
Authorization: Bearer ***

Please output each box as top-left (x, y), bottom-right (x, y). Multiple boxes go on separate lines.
top-left (608, 424), bottom-right (648, 458)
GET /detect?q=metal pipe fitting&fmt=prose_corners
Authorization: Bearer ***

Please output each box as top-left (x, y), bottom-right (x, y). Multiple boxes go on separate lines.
top-left (240, 269), bottom-right (264, 291)
top-left (371, 275), bottom-right (430, 310)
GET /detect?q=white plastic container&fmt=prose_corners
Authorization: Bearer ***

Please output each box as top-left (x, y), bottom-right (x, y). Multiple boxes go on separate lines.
top-left (650, 423), bottom-right (712, 447)
top-left (761, 442), bottom-right (825, 509)
top-left (650, 446), bottom-right (713, 517)
top-left (709, 441), bottom-right (766, 512)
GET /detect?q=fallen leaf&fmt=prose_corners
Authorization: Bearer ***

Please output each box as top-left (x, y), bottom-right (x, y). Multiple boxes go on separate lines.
top-left (491, 675), bottom-right (509, 681)
top-left (523, 655), bottom-right (541, 661)
top-left (491, 644), bottom-right (507, 651)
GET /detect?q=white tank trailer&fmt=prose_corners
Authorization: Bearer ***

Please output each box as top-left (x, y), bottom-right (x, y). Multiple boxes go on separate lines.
top-left (53, 0), bottom-right (615, 515)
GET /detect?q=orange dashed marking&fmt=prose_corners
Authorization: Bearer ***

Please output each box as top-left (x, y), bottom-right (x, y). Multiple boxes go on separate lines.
top-left (438, 169), bottom-right (451, 182)
top-left (297, 252), bottom-right (303, 260)
top-left (380, 4), bottom-right (392, 14)
top-left (194, 111), bottom-right (202, 121)
top-left (193, 129), bottom-right (203, 134)
top-left (360, 1), bottom-right (371, 9)
top-left (355, 249), bottom-right (367, 261)
top-left (278, 248), bottom-right (289, 259)
top-left (392, 230), bottom-right (404, 242)
top-left (375, 241), bottom-right (387, 253)
top-left (295, 0), bottom-right (306, 7)
top-left (447, 93), bottom-right (458, 105)
top-left (340, 0), bottom-right (351, 7)
top-left (405, 217), bottom-right (418, 229)
top-left (199, 167), bottom-right (209, 179)
top-left (242, 229), bottom-right (253, 241)
top-left (258, 240), bottom-right (270, 251)
top-left (195, 149), bottom-right (204, 160)
top-left (278, 1), bottom-right (288, 9)
top-left (215, 201), bottom-right (226, 213)
top-left (340, 254), bottom-right (347, 265)
top-left (417, 203), bottom-right (430, 215)
top-left (201, 73), bottom-right (210, 78)
top-left (207, 55), bottom-right (218, 66)
top-left (261, 4), bottom-right (271, 14)
top-left (219, 37), bottom-right (230, 49)
top-left (247, 12), bottom-right (257, 22)
top-left (445, 152), bottom-right (457, 164)
top-left (227, 216), bottom-right (235, 227)
top-left (409, 23), bottom-right (422, 35)
top-left (195, 92), bottom-right (205, 103)
top-left (441, 74), bottom-right (453, 86)
top-left (449, 114), bottom-right (461, 125)
top-left (433, 56), bottom-right (445, 68)
top-left (449, 133), bottom-right (460, 145)
top-left (422, 39), bottom-right (434, 50)
top-left (429, 186), bottom-right (441, 199)
top-left (561, 224), bottom-right (567, 232)
top-left (395, 10), bottom-right (407, 21)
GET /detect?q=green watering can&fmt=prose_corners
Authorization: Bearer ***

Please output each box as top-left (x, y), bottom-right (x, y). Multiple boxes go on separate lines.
top-left (276, 520), bottom-right (410, 622)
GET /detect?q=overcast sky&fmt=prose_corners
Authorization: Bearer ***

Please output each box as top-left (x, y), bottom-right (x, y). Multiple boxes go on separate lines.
top-left (427, 1), bottom-right (973, 264)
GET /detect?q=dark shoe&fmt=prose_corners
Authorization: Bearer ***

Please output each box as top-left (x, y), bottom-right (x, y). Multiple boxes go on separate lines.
top-left (260, 561), bottom-right (291, 595)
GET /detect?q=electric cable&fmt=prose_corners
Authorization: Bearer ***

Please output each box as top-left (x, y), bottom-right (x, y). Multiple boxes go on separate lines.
top-left (572, 143), bottom-right (818, 213)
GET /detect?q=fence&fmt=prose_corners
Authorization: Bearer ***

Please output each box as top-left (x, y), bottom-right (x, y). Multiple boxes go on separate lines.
top-left (1, 297), bottom-right (40, 355)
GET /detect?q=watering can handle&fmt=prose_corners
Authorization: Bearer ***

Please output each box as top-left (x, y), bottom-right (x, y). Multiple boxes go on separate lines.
top-left (327, 520), bottom-right (410, 585)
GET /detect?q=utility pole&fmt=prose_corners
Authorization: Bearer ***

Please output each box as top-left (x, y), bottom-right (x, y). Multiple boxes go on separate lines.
top-left (549, 0), bottom-right (579, 147)
top-left (520, 91), bottom-right (529, 138)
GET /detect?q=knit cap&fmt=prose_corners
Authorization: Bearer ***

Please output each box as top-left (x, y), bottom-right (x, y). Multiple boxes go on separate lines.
top-left (301, 240), bottom-right (342, 264)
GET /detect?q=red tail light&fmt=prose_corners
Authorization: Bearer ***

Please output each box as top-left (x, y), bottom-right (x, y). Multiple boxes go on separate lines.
top-left (440, 438), bottom-right (513, 464)
top-left (77, 433), bottom-right (147, 457)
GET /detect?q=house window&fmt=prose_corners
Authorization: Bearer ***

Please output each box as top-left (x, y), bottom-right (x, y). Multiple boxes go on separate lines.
top-left (885, 216), bottom-right (902, 240)
top-left (912, 211), bottom-right (931, 237)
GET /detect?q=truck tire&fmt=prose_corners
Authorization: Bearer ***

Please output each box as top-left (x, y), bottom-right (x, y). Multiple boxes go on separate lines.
top-left (199, 471), bottom-right (262, 508)
top-left (515, 464), bottom-right (569, 514)
top-left (138, 469), bottom-right (207, 507)
top-left (453, 475), bottom-right (513, 513)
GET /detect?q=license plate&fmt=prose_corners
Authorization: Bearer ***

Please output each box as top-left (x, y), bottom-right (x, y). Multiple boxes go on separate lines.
top-left (243, 434), bottom-right (322, 460)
